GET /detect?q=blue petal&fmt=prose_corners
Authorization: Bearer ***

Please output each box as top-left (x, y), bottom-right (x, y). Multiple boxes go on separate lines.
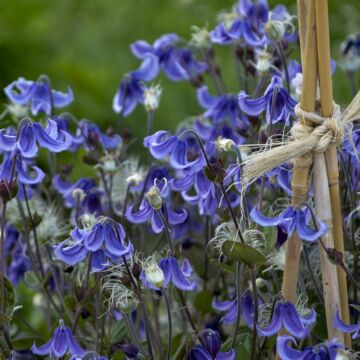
top-left (250, 206), bottom-right (290, 227)
top-left (31, 82), bottom-right (52, 115)
top-left (54, 240), bottom-right (88, 265)
top-left (52, 327), bottom-right (68, 357)
top-left (65, 328), bottom-right (85, 356)
top-left (52, 88), bottom-right (74, 108)
top-left (144, 131), bottom-right (177, 159)
top-left (4, 77), bottom-right (34, 105)
top-left (188, 345), bottom-right (212, 360)
top-left (0, 131), bottom-right (16, 152)
top-left (151, 211), bottom-right (164, 234)
top-left (104, 222), bottom-right (133, 256)
top-left (130, 40), bottom-right (153, 59)
top-left (217, 349), bottom-right (236, 360)
top-left (333, 311), bottom-right (360, 334)
top-left (169, 257), bottom-right (196, 291)
top-left (132, 54), bottom-right (159, 82)
top-left (17, 123), bottom-right (38, 158)
top-left (257, 304), bottom-right (282, 337)
top-left (296, 210), bottom-right (328, 242)
top-left (100, 133), bottom-right (121, 150)
top-left (126, 202), bottom-right (153, 224)
top-left (238, 91), bottom-right (268, 117)
top-left (84, 223), bottom-right (104, 251)
top-left (159, 257), bottom-right (172, 287)
top-left (276, 336), bottom-right (305, 360)
top-left (31, 339), bottom-right (53, 355)
top-left (17, 162), bottom-right (45, 185)
top-left (197, 86), bottom-right (218, 109)
top-left (91, 250), bottom-right (107, 272)
top-left (167, 208), bottom-right (187, 225)
top-left (282, 303), bottom-right (309, 339)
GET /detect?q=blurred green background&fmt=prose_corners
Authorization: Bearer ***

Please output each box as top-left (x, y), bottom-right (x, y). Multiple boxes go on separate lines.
top-left (0, 0), bottom-right (359, 141)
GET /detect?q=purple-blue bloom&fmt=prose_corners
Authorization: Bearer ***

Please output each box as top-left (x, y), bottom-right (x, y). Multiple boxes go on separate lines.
top-left (197, 86), bottom-right (250, 128)
top-left (131, 34), bottom-right (207, 81)
top-left (277, 335), bottom-right (342, 360)
top-left (212, 290), bottom-right (255, 325)
top-left (141, 256), bottom-right (196, 291)
top-left (188, 329), bottom-right (235, 360)
top-left (54, 220), bottom-right (133, 272)
top-left (334, 311), bottom-right (360, 339)
top-left (239, 75), bottom-right (297, 125)
top-left (250, 205), bottom-right (328, 242)
top-left (113, 54), bottom-right (159, 116)
top-left (0, 119), bottom-right (72, 159)
top-left (126, 178), bottom-right (187, 233)
top-left (31, 320), bottom-right (84, 357)
top-left (257, 301), bottom-right (316, 339)
top-left (5, 76), bottom-right (74, 116)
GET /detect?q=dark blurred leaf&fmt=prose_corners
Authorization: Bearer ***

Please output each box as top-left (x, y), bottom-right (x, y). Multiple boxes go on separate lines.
top-left (111, 319), bottom-right (127, 343)
top-left (0, 275), bottom-right (16, 326)
top-left (221, 240), bottom-right (266, 267)
top-left (193, 290), bottom-right (212, 314)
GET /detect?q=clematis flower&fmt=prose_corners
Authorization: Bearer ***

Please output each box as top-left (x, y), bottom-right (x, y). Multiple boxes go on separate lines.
top-left (126, 178), bottom-right (187, 233)
top-left (239, 75), bottom-right (297, 125)
top-left (5, 76), bottom-right (73, 116)
top-left (250, 205), bottom-right (328, 242)
top-left (144, 131), bottom-right (205, 172)
top-left (113, 54), bottom-right (159, 116)
top-left (54, 219), bottom-right (133, 272)
top-left (210, 0), bottom-right (269, 46)
top-left (70, 352), bottom-right (108, 360)
top-left (120, 343), bottom-right (139, 360)
top-left (188, 329), bottom-right (235, 360)
top-left (334, 311), bottom-right (360, 339)
top-left (131, 34), bottom-right (206, 81)
top-left (197, 86), bottom-right (250, 128)
top-left (0, 119), bottom-right (72, 159)
top-left (257, 301), bottom-right (316, 339)
top-left (32, 319), bottom-right (84, 357)
top-left (141, 256), bottom-right (196, 291)
top-left (277, 335), bottom-right (343, 360)
top-left (212, 290), bottom-right (256, 325)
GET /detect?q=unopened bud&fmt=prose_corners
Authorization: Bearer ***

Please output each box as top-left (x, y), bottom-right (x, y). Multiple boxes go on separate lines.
top-left (0, 179), bottom-right (18, 202)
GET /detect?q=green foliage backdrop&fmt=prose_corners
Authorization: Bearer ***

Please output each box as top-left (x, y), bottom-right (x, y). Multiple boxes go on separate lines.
top-left (0, 0), bottom-right (359, 141)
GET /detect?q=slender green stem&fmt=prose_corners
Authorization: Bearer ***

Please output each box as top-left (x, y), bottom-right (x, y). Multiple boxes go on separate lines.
top-left (231, 262), bottom-right (242, 348)
top-left (250, 266), bottom-right (258, 360)
top-left (276, 42), bottom-right (290, 92)
top-left (161, 288), bottom-right (172, 360)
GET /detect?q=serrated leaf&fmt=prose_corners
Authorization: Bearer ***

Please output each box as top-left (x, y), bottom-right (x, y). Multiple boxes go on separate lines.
top-left (221, 240), bottom-right (266, 267)
top-left (0, 275), bottom-right (16, 326)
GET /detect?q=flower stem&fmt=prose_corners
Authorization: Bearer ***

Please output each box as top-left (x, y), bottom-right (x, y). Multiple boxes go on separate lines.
top-left (161, 288), bottom-right (172, 360)
top-left (231, 262), bottom-right (242, 348)
top-left (276, 42), bottom-right (290, 92)
top-left (250, 266), bottom-right (258, 360)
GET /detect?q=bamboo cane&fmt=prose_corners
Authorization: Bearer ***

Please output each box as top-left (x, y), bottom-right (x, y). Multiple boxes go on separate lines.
top-left (315, 0), bottom-right (351, 347)
top-left (280, 0), bottom-right (317, 308)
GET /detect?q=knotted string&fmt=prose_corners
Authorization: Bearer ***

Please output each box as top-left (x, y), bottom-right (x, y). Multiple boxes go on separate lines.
top-left (241, 90), bottom-right (360, 188)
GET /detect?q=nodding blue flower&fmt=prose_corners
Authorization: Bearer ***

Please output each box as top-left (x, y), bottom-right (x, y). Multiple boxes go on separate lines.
top-left (5, 76), bottom-right (74, 116)
top-left (250, 205), bottom-right (328, 242)
top-left (334, 311), bottom-right (360, 339)
top-left (70, 352), bottom-right (108, 360)
top-left (53, 176), bottom-right (102, 215)
top-left (54, 118), bottom-right (121, 152)
top-left (0, 153), bottom-right (45, 186)
top-left (32, 319), bottom-right (84, 357)
top-left (0, 119), bottom-right (72, 159)
top-left (141, 256), bottom-right (196, 291)
top-left (144, 131), bottom-right (206, 172)
top-left (126, 178), bottom-right (187, 233)
top-left (257, 301), bottom-right (316, 339)
top-left (277, 335), bottom-right (343, 360)
top-left (113, 54), bottom-right (159, 116)
top-left (197, 86), bottom-right (250, 128)
top-left (5, 225), bottom-right (31, 285)
top-left (210, 0), bottom-right (269, 46)
top-left (239, 75), bottom-right (297, 125)
top-left (188, 329), bottom-right (235, 360)
top-left (120, 343), bottom-right (139, 360)
top-left (131, 34), bottom-right (206, 81)
top-left (212, 290), bottom-right (256, 326)
top-left (54, 220), bottom-right (133, 272)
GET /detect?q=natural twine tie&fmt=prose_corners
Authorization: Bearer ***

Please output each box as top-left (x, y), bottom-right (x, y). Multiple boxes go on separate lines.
top-left (241, 90), bottom-right (360, 188)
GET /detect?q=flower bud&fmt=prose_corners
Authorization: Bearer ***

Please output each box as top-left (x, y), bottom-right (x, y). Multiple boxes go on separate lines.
top-left (265, 20), bottom-right (285, 42)
top-left (145, 186), bottom-right (163, 210)
top-left (144, 84), bottom-right (162, 112)
top-left (0, 179), bottom-right (18, 202)
top-left (143, 256), bottom-right (165, 288)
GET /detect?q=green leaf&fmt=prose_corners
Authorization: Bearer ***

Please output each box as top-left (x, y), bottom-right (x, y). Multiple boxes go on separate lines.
top-left (0, 275), bottom-right (16, 326)
top-left (193, 290), bottom-right (213, 314)
top-left (111, 319), bottom-right (127, 343)
top-left (221, 240), bottom-right (266, 267)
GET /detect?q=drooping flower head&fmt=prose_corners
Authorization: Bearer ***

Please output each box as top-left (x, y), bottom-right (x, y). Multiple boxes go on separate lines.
top-left (5, 76), bottom-right (74, 116)
top-left (32, 319), bottom-right (84, 358)
top-left (239, 75), bottom-right (297, 125)
top-left (188, 329), bottom-right (235, 360)
top-left (277, 335), bottom-right (343, 360)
